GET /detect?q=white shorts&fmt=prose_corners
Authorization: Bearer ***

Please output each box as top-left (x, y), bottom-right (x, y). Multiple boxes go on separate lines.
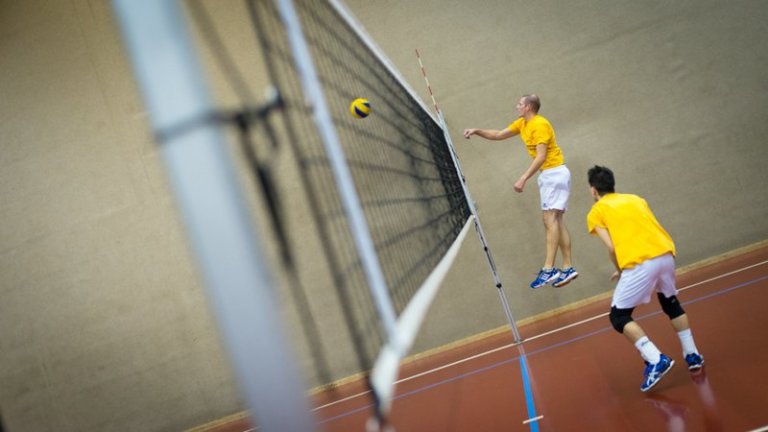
top-left (612, 253), bottom-right (678, 309)
top-left (537, 164), bottom-right (571, 211)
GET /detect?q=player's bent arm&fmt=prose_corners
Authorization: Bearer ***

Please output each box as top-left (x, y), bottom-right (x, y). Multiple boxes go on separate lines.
top-left (518, 143), bottom-right (547, 181)
top-left (463, 127), bottom-right (516, 140)
top-left (594, 226), bottom-right (622, 274)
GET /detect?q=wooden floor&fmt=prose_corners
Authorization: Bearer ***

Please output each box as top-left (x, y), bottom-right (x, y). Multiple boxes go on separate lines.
top-left (196, 243), bottom-right (768, 432)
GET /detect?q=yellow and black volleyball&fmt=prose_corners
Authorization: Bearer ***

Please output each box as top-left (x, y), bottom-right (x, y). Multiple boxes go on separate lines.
top-left (349, 98), bottom-right (371, 119)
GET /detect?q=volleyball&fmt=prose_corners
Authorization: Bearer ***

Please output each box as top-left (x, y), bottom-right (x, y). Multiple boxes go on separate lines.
top-left (350, 98), bottom-right (371, 118)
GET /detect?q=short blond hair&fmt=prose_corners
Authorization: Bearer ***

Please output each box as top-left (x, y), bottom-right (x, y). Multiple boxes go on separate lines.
top-left (522, 94), bottom-right (541, 113)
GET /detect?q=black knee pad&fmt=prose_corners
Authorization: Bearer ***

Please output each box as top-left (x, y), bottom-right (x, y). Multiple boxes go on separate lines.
top-left (609, 306), bottom-right (634, 333)
top-left (657, 293), bottom-right (685, 319)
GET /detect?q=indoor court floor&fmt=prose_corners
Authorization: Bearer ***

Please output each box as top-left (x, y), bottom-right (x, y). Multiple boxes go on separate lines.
top-left (195, 242), bottom-right (768, 432)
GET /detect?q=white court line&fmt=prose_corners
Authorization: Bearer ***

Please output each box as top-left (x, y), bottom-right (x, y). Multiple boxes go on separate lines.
top-left (523, 415), bottom-right (544, 425)
top-left (313, 259), bottom-right (768, 412)
top-left (747, 427), bottom-right (768, 432)
top-left (677, 260), bottom-right (768, 292)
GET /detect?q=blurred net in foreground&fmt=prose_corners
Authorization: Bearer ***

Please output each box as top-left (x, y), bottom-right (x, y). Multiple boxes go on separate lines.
top-left (187, 0), bottom-right (474, 427)
top-left (246, 0), bottom-right (472, 423)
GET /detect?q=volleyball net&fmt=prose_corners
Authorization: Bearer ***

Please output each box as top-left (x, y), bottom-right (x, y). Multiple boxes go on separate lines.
top-left (119, 0), bottom-right (513, 428)
top-left (249, 0), bottom-right (474, 417)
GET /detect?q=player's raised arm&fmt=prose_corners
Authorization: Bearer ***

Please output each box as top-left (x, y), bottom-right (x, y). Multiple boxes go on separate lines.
top-left (463, 127), bottom-right (516, 140)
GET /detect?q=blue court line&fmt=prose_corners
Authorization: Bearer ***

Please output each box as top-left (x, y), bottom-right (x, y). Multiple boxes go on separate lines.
top-left (318, 273), bottom-right (768, 425)
top-left (518, 353), bottom-right (540, 431)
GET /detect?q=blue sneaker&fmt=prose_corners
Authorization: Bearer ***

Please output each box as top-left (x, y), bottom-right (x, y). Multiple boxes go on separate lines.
top-left (684, 352), bottom-right (705, 370)
top-left (530, 268), bottom-right (561, 289)
top-left (641, 354), bottom-right (675, 392)
top-left (552, 267), bottom-right (579, 288)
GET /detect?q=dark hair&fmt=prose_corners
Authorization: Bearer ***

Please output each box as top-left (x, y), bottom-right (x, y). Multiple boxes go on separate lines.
top-left (522, 94), bottom-right (541, 113)
top-left (588, 165), bottom-right (615, 195)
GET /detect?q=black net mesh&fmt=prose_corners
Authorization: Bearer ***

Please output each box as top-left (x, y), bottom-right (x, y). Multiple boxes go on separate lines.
top-left (260, 0), bottom-right (470, 312)
top-left (188, 0), bottom-right (471, 390)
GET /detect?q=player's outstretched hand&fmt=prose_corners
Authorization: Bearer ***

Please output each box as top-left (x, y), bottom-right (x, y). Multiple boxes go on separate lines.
top-left (463, 128), bottom-right (476, 139)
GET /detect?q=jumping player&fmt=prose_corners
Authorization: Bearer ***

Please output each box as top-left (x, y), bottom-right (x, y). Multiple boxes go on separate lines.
top-left (464, 94), bottom-right (578, 289)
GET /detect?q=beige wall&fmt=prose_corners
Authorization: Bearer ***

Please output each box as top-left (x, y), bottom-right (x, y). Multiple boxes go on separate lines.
top-left (1, 0), bottom-right (766, 430)
top-left (342, 0), bottom-right (768, 352)
top-left (0, 1), bottom-right (240, 430)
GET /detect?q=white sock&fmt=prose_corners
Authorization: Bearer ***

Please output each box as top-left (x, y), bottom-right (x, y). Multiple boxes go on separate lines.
top-left (677, 329), bottom-right (699, 355)
top-left (635, 336), bottom-right (662, 364)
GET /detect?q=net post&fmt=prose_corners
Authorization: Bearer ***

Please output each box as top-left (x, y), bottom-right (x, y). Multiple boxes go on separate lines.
top-left (110, 1), bottom-right (316, 430)
top-left (415, 49), bottom-right (523, 343)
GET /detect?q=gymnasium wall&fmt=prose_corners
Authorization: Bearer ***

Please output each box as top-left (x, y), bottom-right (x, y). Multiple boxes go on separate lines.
top-left (342, 0), bottom-right (768, 353)
top-left (0, 1), bottom-right (241, 430)
top-left (0, 0), bottom-right (766, 430)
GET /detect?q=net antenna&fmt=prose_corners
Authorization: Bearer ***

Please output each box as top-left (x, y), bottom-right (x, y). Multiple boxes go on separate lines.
top-left (415, 49), bottom-right (522, 342)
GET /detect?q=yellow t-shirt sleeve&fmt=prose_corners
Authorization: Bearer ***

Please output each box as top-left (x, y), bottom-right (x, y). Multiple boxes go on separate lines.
top-left (507, 117), bottom-right (523, 134)
top-left (586, 207), bottom-right (604, 235)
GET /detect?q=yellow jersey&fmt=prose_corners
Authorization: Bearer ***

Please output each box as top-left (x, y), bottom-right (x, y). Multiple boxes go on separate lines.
top-left (507, 114), bottom-right (564, 170)
top-left (587, 193), bottom-right (675, 270)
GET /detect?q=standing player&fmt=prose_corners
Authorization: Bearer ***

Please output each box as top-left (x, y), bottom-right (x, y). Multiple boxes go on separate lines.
top-left (586, 165), bottom-right (705, 391)
top-left (464, 94), bottom-right (577, 289)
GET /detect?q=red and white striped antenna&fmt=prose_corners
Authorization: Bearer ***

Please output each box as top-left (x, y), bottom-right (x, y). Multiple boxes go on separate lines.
top-left (415, 49), bottom-right (440, 116)
top-left (413, 48), bottom-right (523, 345)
